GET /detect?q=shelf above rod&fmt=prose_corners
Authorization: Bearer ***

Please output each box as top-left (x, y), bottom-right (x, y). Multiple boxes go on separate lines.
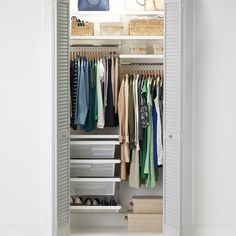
top-left (70, 177), bottom-right (121, 182)
top-left (70, 140), bottom-right (120, 145)
top-left (120, 54), bottom-right (163, 59)
top-left (70, 10), bottom-right (164, 16)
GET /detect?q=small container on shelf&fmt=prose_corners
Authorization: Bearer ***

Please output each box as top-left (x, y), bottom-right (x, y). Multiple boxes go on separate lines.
top-left (129, 18), bottom-right (164, 36)
top-left (71, 16), bottom-right (94, 36)
top-left (153, 43), bottom-right (164, 55)
top-left (100, 22), bottom-right (123, 36)
top-left (129, 43), bottom-right (147, 54)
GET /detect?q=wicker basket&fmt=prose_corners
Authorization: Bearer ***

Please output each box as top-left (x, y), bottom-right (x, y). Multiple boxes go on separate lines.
top-left (71, 16), bottom-right (94, 36)
top-left (129, 19), bottom-right (164, 36)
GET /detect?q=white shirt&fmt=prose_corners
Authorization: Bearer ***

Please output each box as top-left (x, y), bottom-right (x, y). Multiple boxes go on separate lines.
top-left (97, 59), bottom-right (105, 129)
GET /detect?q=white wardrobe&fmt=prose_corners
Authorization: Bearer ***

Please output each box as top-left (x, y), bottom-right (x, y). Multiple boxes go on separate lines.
top-left (3, 1), bottom-right (236, 236)
top-left (0, 0), bottom-right (193, 236)
top-left (55, 0), bottom-right (193, 236)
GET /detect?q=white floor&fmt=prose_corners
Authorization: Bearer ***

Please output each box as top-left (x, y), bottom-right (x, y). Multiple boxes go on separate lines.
top-left (70, 226), bottom-right (162, 236)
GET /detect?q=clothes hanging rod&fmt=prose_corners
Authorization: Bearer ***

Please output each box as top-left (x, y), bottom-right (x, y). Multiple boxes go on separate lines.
top-left (70, 44), bottom-right (122, 47)
top-left (121, 63), bottom-right (163, 65)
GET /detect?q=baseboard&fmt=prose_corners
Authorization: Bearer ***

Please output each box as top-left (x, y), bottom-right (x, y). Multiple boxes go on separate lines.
top-left (0, 226), bottom-right (52, 236)
top-left (192, 226), bottom-right (236, 236)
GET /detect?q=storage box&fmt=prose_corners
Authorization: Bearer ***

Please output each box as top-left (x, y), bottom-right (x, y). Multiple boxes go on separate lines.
top-left (129, 43), bottom-right (147, 54)
top-left (153, 43), bottom-right (164, 55)
top-left (100, 22), bottom-right (123, 36)
top-left (70, 144), bottom-right (116, 159)
top-left (71, 16), bottom-right (94, 36)
top-left (132, 196), bottom-right (163, 214)
top-left (128, 213), bottom-right (163, 232)
top-left (70, 180), bottom-right (118, 195)
top-left (70, 162), bottom-right (116, 177)
top-left (129, 18), bottom-right (164, 36)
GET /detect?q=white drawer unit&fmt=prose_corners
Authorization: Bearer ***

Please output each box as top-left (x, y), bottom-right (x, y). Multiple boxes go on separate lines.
top-left (70, 159), bottom-right (121, 177)
top-left (70, 177), bottom-right (121, 196)
top-left (70, 141), bottom-right (118, 159)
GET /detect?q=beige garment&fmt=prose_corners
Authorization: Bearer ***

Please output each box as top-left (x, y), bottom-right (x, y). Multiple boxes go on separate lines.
top-left (114, 57), bottom-right (119, 113)
top-left (118, 78), bottom-right (127, 180)
top-left (129, 148), bottom-right (140, 189)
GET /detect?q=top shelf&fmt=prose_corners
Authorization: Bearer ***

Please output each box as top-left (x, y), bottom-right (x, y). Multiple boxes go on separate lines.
top-left (70, 10), bottom-right (164, 16)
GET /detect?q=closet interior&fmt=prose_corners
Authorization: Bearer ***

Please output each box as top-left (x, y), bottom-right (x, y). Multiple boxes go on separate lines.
top-left (68, 0), bottom-right (165, 235)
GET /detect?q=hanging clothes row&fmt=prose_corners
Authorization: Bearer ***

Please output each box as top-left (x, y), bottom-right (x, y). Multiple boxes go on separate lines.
top-left (70, 44), bottom-right (121, 60)
top-left (70, 46), bottom-right (120, 132)
top-left (118, 68), bottom-right (164, 189)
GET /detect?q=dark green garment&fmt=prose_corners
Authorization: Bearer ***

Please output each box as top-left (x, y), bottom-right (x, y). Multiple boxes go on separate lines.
top-left (83, 60), bottom-right (97, 132)
top-left (140, 79), bottom-right (149, 181)
top-left (141, 127), bottom-right (148, 181)
top-left (128, 75), bottom-right (135, 149)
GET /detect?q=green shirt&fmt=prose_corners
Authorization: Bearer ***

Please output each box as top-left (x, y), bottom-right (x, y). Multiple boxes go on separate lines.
top-left (144, 77), bottom-right (156, 188)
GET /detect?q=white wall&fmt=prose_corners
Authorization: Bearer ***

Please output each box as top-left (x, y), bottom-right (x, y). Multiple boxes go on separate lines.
top-left (193, 1), bottom-right (236, 236)
top-left (0, 0), bottom-right (54, 236)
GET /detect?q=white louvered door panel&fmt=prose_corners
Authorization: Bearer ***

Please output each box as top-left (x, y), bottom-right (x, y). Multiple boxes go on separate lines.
top-left (164, 0), bottom-right (183, 236)
top-left (56, 0), bottom-right (70, 236)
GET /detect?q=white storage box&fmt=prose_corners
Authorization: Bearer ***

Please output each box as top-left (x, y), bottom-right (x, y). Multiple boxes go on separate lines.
top-left (129, 43), bottom-right (147, 54)
top-left (70, 144), bottom-right (116, 159)
top-left (100, 22), bottom-right (123, 36)
top-left (153, 43), bottom-right (164, 55)
top-left (70, 160), bottom-right (119, 177)
top-left (70, 178), bottom-right (120, 195)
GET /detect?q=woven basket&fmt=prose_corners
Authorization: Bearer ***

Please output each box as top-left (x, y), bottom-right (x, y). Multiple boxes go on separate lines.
top-left (71, 16), bottom-right (94, 36)
top-left (129, 19), bottom-right (164, 36)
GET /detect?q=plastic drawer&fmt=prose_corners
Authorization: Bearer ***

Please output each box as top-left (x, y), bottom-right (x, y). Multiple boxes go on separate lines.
top-left (70, 178), bottom-right (120, 196)
top-left (71, 163), bottom-right (115, 177)
top-left (70, 144), bottom-right (116, 159)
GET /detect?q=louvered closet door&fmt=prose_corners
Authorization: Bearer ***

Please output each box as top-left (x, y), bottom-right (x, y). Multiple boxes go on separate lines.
top-left (164, 0), bottom-right (183, 236)
top-left (56, 0), bottom-right (70, 236)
